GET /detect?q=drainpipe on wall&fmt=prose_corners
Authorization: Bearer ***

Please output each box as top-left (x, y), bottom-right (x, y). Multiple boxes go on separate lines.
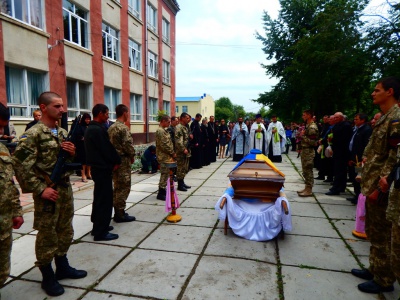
top-left (145, 0), bottom-right (150, 143)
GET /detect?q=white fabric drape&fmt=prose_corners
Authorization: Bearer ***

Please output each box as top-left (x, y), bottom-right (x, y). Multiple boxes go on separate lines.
top-left (215, 194), bottom-right (292, 242)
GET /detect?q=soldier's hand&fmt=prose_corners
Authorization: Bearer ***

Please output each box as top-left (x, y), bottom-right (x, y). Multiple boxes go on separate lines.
top-left (172, 153), bottom-right (177, 158)
top-left (61, 141), bottom-right (76, 156)
top-left (12, 216), bottom-right (24, 229)
top-left (379, 176), bottom-right (389, 193)
top-left (41, 187), bottom-right (59, 202)
top-left (184, 149), bottom-right (188, 155)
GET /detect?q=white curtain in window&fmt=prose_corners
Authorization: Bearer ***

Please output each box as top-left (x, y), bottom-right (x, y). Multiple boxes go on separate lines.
top-left (30, 0), bottom-right (42, 28)
top-left (27, 70), bottom-right (44, 106)
top-left (66, 80), bottom-right (77, 109)
top-left (6, 67), bottom-right (26, 105)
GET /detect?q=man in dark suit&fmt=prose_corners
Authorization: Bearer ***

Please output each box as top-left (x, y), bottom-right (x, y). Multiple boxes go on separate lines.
top-left (347, 113), bottom-right (372, 203)
top-left (326, 112), bottom-right (353, 195)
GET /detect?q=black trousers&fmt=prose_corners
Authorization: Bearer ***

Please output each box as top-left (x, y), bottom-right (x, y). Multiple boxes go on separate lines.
top-left (91, 167), bottom-right (113, 237)
top-left (332, 157), bottom-right (347, 192)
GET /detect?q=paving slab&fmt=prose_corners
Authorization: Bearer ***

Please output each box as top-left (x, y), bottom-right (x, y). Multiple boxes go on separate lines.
top-left (96, 249), bottom-right (198, 299)
top-left (320, 203), bottom-right (356, 220)
top-left (332, 219), bottom-right (358, 240)
top-left (1, 279), bottom-right (85, 300)
top-left (288, 216), bottom-right (339, 238)
top-left (82, 291), bottom-right (143, 300)
top-left (73, 188), bottom-right (94, 200)
top-left (316, 194), bottom-right (355, 205)
top-left (187, 172), bottom-right (213, 180)
top-left (9, 234), bottom-right (36, 277)
top-left (74, 204), bottom-right (93, 216)
top-left (278, 235), bottom-right (357, 271)
top-left (72, 215), bottom-right (93, 240)
top-left (205, 228), bottom-right (277, 263)
top-left (193, 186), bottom-right (228, 196)
top-left (182, 256), bottom-right (278, 300)
top-left (281, 266), bottom-right (377, 300)
top-left (126, 203), bottom-right (167, 223)
top-left (139, 224), bottom-right (212, 254)
top-left (126, 191), bottom-right (153, 203)
top-left (130, 183), bottom-right (159, 193)
top-left (14, 211), bottom-right (35, 234)
top-left (23, 242), bottom-right (130, 289)
top-left (73, 199), bottom-right (93, 211)
top-left (345, 238), bottom-right (371, 257)
top-left (289, 202), bottom-right (326, 218)
top-left (182, 195), bottom-right (219, 209)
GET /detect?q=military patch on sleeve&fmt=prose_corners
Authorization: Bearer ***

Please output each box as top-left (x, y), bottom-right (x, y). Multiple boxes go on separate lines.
top-left (391, 120), bottom-right (399, 126)
top-left (19, 135), bottom-right (28, 141)
top-left (14, 146), bottom-right (34, 162)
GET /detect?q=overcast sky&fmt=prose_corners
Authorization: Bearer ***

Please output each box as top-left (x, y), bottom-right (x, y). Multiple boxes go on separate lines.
top-left (175, 0), bottom-right (387, 113)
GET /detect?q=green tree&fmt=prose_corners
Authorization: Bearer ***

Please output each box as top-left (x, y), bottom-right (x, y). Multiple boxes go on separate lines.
top-left (232, 104), bottom-right (246, 120)
top-left (215, 97), bottom-right (234, 121)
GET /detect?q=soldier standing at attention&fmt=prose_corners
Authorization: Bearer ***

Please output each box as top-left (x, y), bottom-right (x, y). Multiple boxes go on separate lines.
top-left (156, 115), bottom-right (176, 200)
top-left (108, 104), bottom-right (136, 223)
top-left (297, 109), bottom-right (319, 197)
top-left (0, 103), bottom-right (24, 289)
top-left (13, 92), bottom-right (87, 297)
top-left (351, 77), bottom-right (400, 294)
top-left (175, 112), bottom-right (192, 191)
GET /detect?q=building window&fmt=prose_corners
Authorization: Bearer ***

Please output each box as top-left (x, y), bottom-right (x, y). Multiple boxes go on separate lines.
top-left (63, 0), bottom-right (88, 48)
top-left (128, 0), bottom-right (140, 19)
top-left (102, 23), bottom-right (119, 61)
top-left (182, 105), bottom-right (188, 113)
top-left (5, 65), bottom-right (45, 117)
top-left (163, 100), bottom-right (170, 114)
top-left (66, 79), bottom-right (91, 118)
top-left (147, 3), bottom-right (157, 32)
top-left (176, 106), bottom-right (179, 113)
top-left (104, 87), bottom-right (120, 119)
top-left (162, 60), bottom-right (170, 84)
top-left (128, 39), bottom-right (141, 71)
top-left (149, 97), bottom-right (158, 121)
top-left (130, 93), bottom-right (142, 121)
top-left (1, 0), bottom-right (43, 29)
top-left (148, 51), bottom-right (157, 78)
top-left (162, 18), bottom-right (170, 44)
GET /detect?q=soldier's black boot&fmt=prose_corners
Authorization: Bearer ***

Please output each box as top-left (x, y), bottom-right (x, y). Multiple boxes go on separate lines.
top-left (39, 264), bottom-right (65, 296)
top-left (183, 180), bottom-right (191, 189)
top-left (177, 180), bottom-right (187, 191)
top-left (55, 255), bottom-right (87, 280)
top-left (114, 210), bottom-right (136, 223)
top-left (157, 188), bottom-right (166, 200)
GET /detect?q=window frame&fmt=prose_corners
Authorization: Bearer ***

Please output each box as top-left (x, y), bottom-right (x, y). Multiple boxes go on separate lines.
top-left (148, 51), bottom-right (158, 78)
top-left (62, 0), bottom-right (89, 49)
top-left (128, 39), bottom-right (141, 71)
top-left (102, 22), bottom-right (119, 62)
top-left (2, 0), bottom-right (44, 29)
top-left (182, 105), bottom-right (188, 113)
top-left (66, 79), bottom-right (92, 118)
top-left (130, 93), bottom-right (142, 121)
top-left (147, 3), bottom-right (157, 33)
top-left (128, 0), bottom-right (140, 19)
top-left (104, 87), bottom-right (121, 120)
top-left (148, 97), bottom-right (158, 122)
top-left (162, 18), bottom-right (170, 44)
top-left (163, 100), bottom-right (170, 115)
top-left (162, 60), bottom-right (170, 84)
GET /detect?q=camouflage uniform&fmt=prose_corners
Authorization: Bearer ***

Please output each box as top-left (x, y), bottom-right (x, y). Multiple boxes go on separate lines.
top-left (361, 104), bottom-right (400, 287)
top-left (175, 124), bottom-right (191, 180)
top-left (300, 121), bottom-right (319, 187)
top-left (387, 146), bottom-right (400, 284)
top-left (155, 126), bottom-right (175, 189)
top-left (108, 120), bottom-right (135, 214)
top-left (0, 143), bottom-right (22, 286)
top-left (13, 123), bottom-right (74, 267)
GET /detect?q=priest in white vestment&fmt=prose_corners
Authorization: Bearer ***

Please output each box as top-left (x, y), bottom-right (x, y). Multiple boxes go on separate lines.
top-left (249, 114), bottom-right (267, 155)
top-left (266, 116), bottom-right (286, 162)
top-left (231, 117), bottom-right (249, 161)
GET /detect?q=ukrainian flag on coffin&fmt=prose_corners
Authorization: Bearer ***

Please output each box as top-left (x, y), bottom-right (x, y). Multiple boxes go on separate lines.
top-left (231, 149), bottom-right (285, 177)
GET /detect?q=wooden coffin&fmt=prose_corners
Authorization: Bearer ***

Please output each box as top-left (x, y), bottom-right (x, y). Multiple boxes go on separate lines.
top-left (228, 160), bottom-right (285, 202)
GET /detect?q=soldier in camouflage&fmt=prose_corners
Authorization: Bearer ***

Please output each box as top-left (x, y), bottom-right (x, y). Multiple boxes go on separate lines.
top-left (108, 104), bottom-right (136, 223)
top-left (156, 115), bottom-right (176, 200)
top-left (13, 92), bottom-right (87, 297)
top-left (175, 112), bottom-right (192, 191)
top-left (350, 77), bottom-right (400, 294)
top-left (0, 103), bottom-right (24, 288)
top-left (297, 109), bottom-right (319, 197)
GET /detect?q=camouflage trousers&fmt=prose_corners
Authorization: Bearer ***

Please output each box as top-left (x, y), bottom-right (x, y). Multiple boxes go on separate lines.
top-left (33, 184), bottom-right (74, 267)
top-left (365, 199), bottom-right (395, 286)
top-left (159, 164), bottom-right (170, 189)
top-left (392, 221), bottom-right (400, 284)
top-left (300, 147), bottom-right (315, 187)
top-left (176, 155), bottom-right (189, 180)
top-left (0, 229), bottom-right (12, 287)
top-left (113, 156), bottom-right (132, 212)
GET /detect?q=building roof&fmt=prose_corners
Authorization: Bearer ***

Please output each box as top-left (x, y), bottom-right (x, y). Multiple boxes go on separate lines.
top-left (163, 0), bottom-right (180, 14)
top-left (176, 94), bottom-right (209, 102)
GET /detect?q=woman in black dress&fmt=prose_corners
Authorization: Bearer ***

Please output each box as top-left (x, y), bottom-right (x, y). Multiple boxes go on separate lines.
top-left (75, 113), bottom-right (91, 182)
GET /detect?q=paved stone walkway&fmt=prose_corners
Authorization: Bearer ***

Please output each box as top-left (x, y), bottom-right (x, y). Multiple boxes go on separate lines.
top-left (2, 151), bottom-right (399, 300)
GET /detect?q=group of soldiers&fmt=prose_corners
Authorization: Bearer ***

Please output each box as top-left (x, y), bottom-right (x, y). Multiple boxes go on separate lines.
top-left (0, 92), bottom-right (137, 297)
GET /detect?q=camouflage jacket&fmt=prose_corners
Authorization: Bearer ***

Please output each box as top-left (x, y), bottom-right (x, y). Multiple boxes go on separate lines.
top-left (361, 104), bottom-right (400, 196)
top-left (301, 121), bottom-right (319, 148)
top-left (108, 120), bottom-right (135, 159)
top-left (156, 126), bottom-right (174, 164)
top-left (13, 122), bottom-right (73, 196)
top-left (175, 124), bottom-right (191, 157)
top-left (0, 143), bottom-right (22, 240)
top-left (387, 146), bottom-right (400, 222)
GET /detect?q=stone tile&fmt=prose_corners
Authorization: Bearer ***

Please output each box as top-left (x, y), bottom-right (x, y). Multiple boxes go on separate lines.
top-left (96, 249), bottom-right (197, 299)
top-left (188, 172), bottom-right (212, 180)
top-left (82, 221), bottom-right (158, 248)
top-left (75, 204), bottom-right (92, 216)
top-left (282, 266), bottom-right (377, 300)
top-left (139, 224), bottom-right (212, 254)
top-left (192, 186), bottom-right (228, 196)
top-left (14, 211), bottom-right (35, 234)
top-left (332, 219), bottom-right (358, 240)
top-left (23, 242), bottom-right (130, 289)
top-left (126, 191), bottom-right (152, 203)
top-left (10, 234), bottom-right (36, 277)
top-left (183, 256), bottom-right (278, 300)
top-left (130, 183), bottom-right (158, 193)
top-left (140, 193), bottom-right (167, 206)
top-left (126, 203), bottom-right (167, 223)
top-left (288, 216), bottom-right (339, 238)
top-left (72, 215), bottom-right (92, 240)
top-left (73, 199), bottom-right (93, 211)
top-left (345, 238), bottom-right (371, 256)
top-left (173, 207), bottom-right (218, 227)
top-left (316, 194), bottom-right (355, 205)
top-left (357, 255), bottom-right (369, 269)
top-left (181, 178), bottom-right (205, 188)
top-left (73, 188), bottom-right (94, 200)
top-left (12, 232), bottom-right (23, 240)
top-left (82, 292), bottom-right (143, 300)
top-left (182, 195), bottom-right (219, 209)
top-left (138, 176), bottom-right (160, 185)
top-left (205, 228), bottom-right (277, 263)
top-left (278, 235), bottom-right (357, 271)
top-left (320, 203), bottom-right (356, 220)
top-left (1, 279), bottom-right (85, 300)
top-left (289, 202), bottom-right (326, 218)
